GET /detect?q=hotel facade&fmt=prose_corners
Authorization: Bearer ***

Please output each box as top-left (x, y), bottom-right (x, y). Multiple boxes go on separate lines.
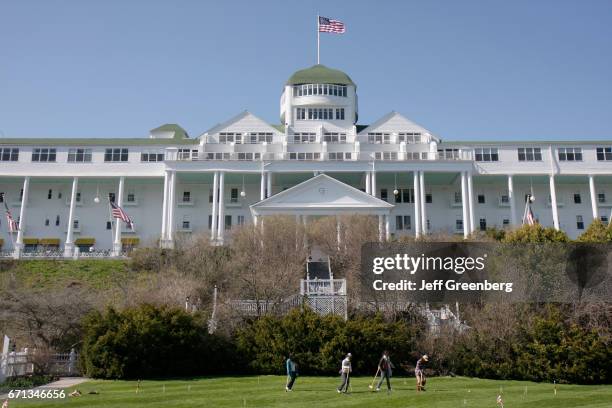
top-left (1, 64), bottom-right (611, 258)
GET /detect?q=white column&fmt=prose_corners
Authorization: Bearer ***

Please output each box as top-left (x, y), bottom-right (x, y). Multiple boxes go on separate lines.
top-left (588, 175), bottom-right (598, 220)
top-left (266, 171), bottom-right (272, 198)
top-left (371, 171), bottom-right (377, 197)
top-left (336, 217), bottom-right (341, 249)
top-left (549, 174), bottom-right (560, 230)
top-left (365, 172), bottom-right (371, 195)
top-left (385, 214), bottom-right (390, 241)
top-left (14, 176), bottom-right (30, 258)
top-left (419, 171), bottom-right (427, 234)
top-left (168, 171), bottom-right (176, 245)
top-left (64, 177), bottom-right (79, 257)
top-left (467, 172), bottom-right (475, 233)
top-left (461, 172), bottom-right (469, 238)
top-left (160, 171), bottom-right (169, 246)
top-left (508, 175), bottom-right (517, 226)
top-left (217, 171), bottom-right (225, 242)
top-left (113, 176), bottom-right (125, 256)
top-left (260, 171), bottom-right (266, 201)
top-left (378, 214), bottom-right (384, 242)
top-left (414, 171), bottom-right (421, 238)
top-left (211, 171), bottom-right (219, 241)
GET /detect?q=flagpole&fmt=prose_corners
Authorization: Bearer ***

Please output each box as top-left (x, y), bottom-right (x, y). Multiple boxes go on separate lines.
top-left (317, 15), bottom-right (320, 64)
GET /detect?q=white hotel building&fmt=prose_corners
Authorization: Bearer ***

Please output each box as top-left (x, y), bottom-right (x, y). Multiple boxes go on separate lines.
top-left (1, 64), bottom-right (611, 257)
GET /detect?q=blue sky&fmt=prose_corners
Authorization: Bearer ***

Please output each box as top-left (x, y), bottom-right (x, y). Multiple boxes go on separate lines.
top-left (1, 0), bottom-right (611, 140)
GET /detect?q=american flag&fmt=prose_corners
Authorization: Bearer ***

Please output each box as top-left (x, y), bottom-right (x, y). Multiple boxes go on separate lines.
top-left (319, 16), bottom-right (345, 33)
top-left (110, 200), bottom-right (134, 230)
top-left (2, 195), bottom-right (19, 232)
top-left (524, 200), bottom-right (536, 226)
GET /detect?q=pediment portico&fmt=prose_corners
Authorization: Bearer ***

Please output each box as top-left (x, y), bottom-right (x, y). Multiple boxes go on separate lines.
top-left (250, 174), bottom-right (394, 240)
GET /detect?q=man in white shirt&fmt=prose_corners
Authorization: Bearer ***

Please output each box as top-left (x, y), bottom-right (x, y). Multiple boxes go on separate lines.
top-left (337, 353), bottom-right (352, 393)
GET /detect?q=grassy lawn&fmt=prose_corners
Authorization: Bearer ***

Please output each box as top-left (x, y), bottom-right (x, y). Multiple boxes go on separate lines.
top-left (7, 376), bottom-right (612, 408)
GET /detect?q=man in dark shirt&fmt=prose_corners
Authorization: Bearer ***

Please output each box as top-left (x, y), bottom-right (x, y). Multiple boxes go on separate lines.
top-left (376, 350), bottom-right (395, 392)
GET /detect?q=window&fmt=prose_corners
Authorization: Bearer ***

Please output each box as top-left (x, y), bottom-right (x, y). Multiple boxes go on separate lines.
top-left (374, 152), bottom-right (398, 161)
top-left (208, 215), bottom-right (213, 230)
top-left (368, 133), bottom-right (391, 144)
top-left (438, 148), bottom-right (459, 159)
top-left (293, 133), bottom-right (316, 143)
top-left (237, 152), bottom-right (261, 161)
top-left (48, 189), bottom-right (53, 199)
top-left (395, 215), bottom-right (411, 230)
top-left (328, 152), bottom-right (352, 161)
top-left (76, 192), bottom-right (81, 203)
top-left (73, 219), bottom-right (80, 230)
top-left (596, 147), bottom-right (612, 161)
top-left (600, 216), bottom-right (609, 225)
top-left (454, 192), bottom-right (462, 204)
top-left (141, 151), bottom-right (164, 162)
top-left (598, 193), bottom-right (606, 203)
top-left (426, 194), bottom-right (432, 203)
top-left (574, 193), bottom-right (581, 204)
top-left (225, 215), bottom-right (232, 230)
top-left (68, 148), bottom-right (93, 162)
top-left (205, 152), bottom-right (231, 160)
top-left (479, 218), bottom-right (487, 231)
top-left (501, 195), bottom-right (509, 204)
top-left (503, 219), bottom-right (510, 227)
top-left (237, 215), bottom-right (245, 226)
top-left (104, 148), bottom-right (128, 162)
top-left (0, 148), bottom-right (19, 161)
top-left (182, 216), bottom-right (191, 230)
top-left (293, 84), bottom-right (347, 97)
top-left (248, 132), bottom-right (273, 143)
top-left (477, 194), bottom-right (485, 204)
top-left (108, 193), bottom-right (116, 203)
top-left (32, 148), bottom-right (57, 162)
top-left (456, 219), bottom-right (463, 231)
top-left (55, 215), bottom-right (60, 226)
top-left (296, 108), bottom-right (306, 120)
top-left (475, 148), bottom-right (498, 162)
top-left (231, 188), bottom-right (239, 203)
top-left (182, 191), bottom-right (191, 203)
top-left (288, 152), bottom-right (320, 160)
top-left (178, 149), bottom-right (198, 160)
top-left (398, 133), bottom-right (422, 144)
top-left (576, 215), bottom-right (584, 230)
top-left (394, 189), bottom-right (415, 204)
top-left (106, 221), bottom-right (112, 230)
top-left (518, 147), bottom-right (542, 161)
top-left (219, 132), bottom-right (242, 144)
top-left (323, 133), bottom-right (347, 143)
top-left (380, 189), bottom-right (388, 201)
top-left (558, 147), bottom-right (582, 161)
top-left (335, 108), bottom-right (345, 120)
top-left (45, 218), bottom-right (49, 226)
top-left (209, 189), bottom-right (214, 203)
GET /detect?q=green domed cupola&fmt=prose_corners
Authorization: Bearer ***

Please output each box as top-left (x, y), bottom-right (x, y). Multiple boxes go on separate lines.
top-left (286, 64), bottom-right (356, 87)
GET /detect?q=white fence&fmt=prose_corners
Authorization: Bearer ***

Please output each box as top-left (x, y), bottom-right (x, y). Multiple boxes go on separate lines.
top-left (0, 338), bottom-right (80, 382)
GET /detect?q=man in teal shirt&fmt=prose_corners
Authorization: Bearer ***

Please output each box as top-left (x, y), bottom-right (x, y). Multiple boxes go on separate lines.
top-left (285, 354), bottom-right (298, 391)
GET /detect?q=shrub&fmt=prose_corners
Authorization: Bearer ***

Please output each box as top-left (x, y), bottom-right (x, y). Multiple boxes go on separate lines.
top-left (503, 224), bottom-right (569, 243)
top-left (577, 219), bottom-right (612, 242)
top-left (235, 307), bottom-right (421, 375)
top-left (80, 304), bottom-right (239, 379)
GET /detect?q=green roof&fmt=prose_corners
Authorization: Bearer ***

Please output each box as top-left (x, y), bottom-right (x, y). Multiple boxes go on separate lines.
top-left (150, 123), bottom-right (189, 139)
top-left (286, 64), bottom-right (355, 87)
top-left (0, 138), bottom-right (198, 146)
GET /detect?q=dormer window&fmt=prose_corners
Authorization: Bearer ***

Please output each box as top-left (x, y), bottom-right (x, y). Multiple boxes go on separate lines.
top-left (368, 133), bottom-right (391, 144)
top-left (398, 133), bottom-right (422, 143)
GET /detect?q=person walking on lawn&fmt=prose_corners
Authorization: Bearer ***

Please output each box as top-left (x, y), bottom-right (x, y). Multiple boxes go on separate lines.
top-left (337, 353), bottom-right (352, 393)
top-left (285, 354), bottom-right (298, 392)
top-left (416, 354), bottom-right (429, 392)
top-left (376, 350), bottom-right (395, 392)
